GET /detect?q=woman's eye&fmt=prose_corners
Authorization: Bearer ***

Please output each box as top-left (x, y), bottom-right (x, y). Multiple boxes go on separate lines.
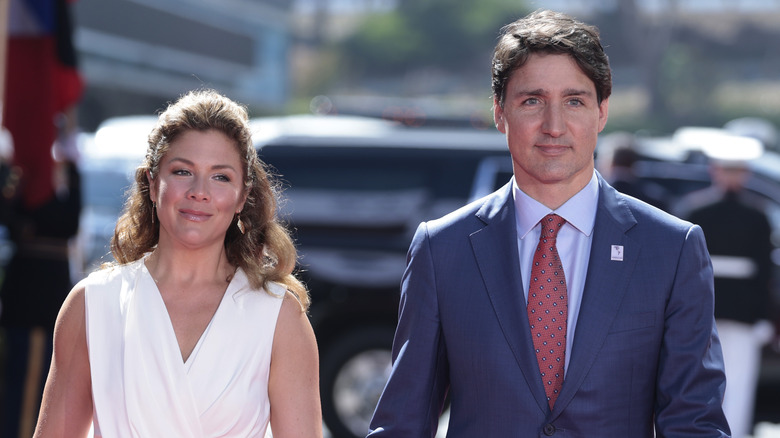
top-left (214, 174), bottom-right (231, 182)
top-left (173, 169), bottom-right (191, 176)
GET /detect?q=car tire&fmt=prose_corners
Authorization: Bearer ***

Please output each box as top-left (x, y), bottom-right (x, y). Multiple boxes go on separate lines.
top-left (320, 326), bottom-right (395, 438)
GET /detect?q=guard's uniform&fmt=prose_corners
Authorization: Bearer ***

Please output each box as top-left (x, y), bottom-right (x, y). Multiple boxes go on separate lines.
top-left (688, 188), bottom-right (774, 438)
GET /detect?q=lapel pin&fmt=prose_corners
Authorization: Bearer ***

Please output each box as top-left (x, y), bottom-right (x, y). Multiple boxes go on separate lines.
top-left (611, 245), bottom-right (624, 261)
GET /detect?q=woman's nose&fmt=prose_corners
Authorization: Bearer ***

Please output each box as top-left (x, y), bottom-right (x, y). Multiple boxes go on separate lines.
top-left (187, 176), bottom-right (210, 201)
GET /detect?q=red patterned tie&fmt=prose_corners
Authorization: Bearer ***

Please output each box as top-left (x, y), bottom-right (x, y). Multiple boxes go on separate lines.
top-left (527, 213), bottom-right (568, 409)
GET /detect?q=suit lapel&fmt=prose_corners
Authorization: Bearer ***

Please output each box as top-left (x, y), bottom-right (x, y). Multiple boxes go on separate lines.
top-left (552, 176), bottom-right (640, 415)
top-left (469, 184), bottom-right (550, 412)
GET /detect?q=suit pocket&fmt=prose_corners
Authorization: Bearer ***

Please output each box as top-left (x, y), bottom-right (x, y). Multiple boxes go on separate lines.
top-left (608, 311), bottom-right (655, 333)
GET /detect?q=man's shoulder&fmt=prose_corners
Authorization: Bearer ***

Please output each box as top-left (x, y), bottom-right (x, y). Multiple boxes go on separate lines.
top-left (426, 184), bottom-right (510, 234)
top-left (607, 185), bottom-right (693, 234)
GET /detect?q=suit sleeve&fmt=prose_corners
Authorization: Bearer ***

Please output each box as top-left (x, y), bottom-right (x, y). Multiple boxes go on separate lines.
top-left (654, 224), bottom-right (731, 437)
top-left (368, 222), bottom-right (449, 438)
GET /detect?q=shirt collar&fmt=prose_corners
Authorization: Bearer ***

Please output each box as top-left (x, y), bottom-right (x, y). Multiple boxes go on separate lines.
top-left (513, 171), bottom-right (599, 239)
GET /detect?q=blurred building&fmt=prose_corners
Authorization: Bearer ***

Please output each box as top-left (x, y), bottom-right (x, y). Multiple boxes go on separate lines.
top-left (72, 0), bottom-right (291, 129)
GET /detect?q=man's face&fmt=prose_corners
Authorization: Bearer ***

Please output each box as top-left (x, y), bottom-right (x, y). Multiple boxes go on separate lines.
top-left (711, 164), bottom-right (750, 192)
top-left (494, 53), bottom-right (609, 201)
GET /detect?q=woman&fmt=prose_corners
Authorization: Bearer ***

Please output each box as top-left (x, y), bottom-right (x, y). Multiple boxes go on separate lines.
top-left (33, 89), bottom-right (323, 437)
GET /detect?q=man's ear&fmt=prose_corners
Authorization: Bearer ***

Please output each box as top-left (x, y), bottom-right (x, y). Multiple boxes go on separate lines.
top-left (597, 98), bottom-right (610, 133)
top-left (493, 98), bottom-right (507, 134)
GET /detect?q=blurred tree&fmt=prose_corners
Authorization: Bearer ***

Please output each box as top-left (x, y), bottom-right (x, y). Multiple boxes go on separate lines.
top-left (595, 0), bottom-right (780, 129)
top-left (310, 0), bottom-right (328, 46)
top-left (659, 43), bottom-right (722, 124)
top-left (341, 10), bottom-right (421, 75)
top-left (587, 0), bottom-right (682, 129)
top-left (292, 0), bottom-right (780, 131)
top-left (339, 0), bottom-right (527, 78)
top-left (615, 0), bottom-right (677, 119)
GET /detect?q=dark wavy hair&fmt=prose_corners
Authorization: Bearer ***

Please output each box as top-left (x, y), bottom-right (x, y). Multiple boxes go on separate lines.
top-left (492, 9), bottom-right (612, 109)
top-left (109, 88), bottom-right (309, 309)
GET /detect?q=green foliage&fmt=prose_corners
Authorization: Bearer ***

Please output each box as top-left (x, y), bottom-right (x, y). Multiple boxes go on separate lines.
top-left (341, 11), bottom-right (423, 74)
top-left (341, 0), bottom-right (527, 76)
top-left (659, 43), bottom-right (723, 124)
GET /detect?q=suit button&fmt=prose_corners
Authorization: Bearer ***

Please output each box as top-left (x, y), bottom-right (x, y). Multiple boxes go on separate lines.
top-left (543, 423), bottom-right (556, 436)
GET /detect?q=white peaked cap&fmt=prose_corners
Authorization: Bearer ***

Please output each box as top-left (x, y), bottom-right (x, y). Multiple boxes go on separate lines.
top-left (673, 126), bottom-right (763, 166)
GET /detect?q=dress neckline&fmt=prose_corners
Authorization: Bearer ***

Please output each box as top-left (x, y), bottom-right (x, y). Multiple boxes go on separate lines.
top-left (139, 259), bottom-right (234, 365)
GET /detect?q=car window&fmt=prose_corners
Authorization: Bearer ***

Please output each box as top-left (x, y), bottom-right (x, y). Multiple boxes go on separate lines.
top-left (81, 167), bottom-right (133, 210)
top-left (259, 144), bottom-right (508, 250)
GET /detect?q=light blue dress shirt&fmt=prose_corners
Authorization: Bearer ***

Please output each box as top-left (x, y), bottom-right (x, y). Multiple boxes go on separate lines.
top-left (513, 171), bottom-right (599, 374)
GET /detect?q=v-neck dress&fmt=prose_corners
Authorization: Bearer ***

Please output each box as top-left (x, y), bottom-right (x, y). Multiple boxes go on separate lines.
top-left (84, 258), bottom-right (285, 437)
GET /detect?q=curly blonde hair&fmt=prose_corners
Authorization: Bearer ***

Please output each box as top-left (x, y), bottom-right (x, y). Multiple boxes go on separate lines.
top-left (110, 88), bottom-right (309, 310)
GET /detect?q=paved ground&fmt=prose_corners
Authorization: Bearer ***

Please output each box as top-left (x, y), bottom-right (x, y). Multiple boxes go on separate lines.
top-left (754, 423), bottom-right (780, 438)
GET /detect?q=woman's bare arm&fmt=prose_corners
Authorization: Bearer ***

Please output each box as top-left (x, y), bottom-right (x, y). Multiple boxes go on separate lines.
top-left (268, 293), bottom-right (323, 438)
top-left (33, 281), bottom-right (94, 438)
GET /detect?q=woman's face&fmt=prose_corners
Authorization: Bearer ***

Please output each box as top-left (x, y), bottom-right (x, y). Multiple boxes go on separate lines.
top-left (149, 129), bottom-right (247, 251)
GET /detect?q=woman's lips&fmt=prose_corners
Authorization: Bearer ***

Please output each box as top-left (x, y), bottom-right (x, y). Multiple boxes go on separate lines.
top-left (179, 209), bottom-right (212, 221)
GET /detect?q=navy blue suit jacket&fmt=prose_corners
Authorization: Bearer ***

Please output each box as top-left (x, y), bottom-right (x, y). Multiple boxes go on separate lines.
top-left (368, 175), bottom-right (730, 437)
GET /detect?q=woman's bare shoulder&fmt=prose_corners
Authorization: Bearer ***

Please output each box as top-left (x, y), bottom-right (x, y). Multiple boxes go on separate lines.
top-left (273, 291), bottom-right (316, 348)
top-left (55, 280), bottom-right (89, 336)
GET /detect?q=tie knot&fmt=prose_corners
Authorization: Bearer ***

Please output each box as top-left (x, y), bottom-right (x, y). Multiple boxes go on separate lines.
top-left (540, 214), bottom-right (565, 239)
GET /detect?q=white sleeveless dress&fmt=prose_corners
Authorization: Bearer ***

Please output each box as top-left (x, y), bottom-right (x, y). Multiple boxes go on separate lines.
top-left (84, 258), bottom-right (284, 437)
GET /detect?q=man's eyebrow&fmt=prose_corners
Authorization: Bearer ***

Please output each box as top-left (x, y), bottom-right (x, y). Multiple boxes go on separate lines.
top-left (562, 88), bottom-right (595, 97)
top-left (513, 88), bottom-right (594, 97)
top-left (515, 88), bottom-right (545, 96)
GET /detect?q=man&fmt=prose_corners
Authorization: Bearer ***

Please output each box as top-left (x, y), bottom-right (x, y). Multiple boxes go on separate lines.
top-left (367, 10), bottom-right (729, 437)
top-left (601, 132), bottom-right (669, 211)
top-left (682, 138), bottom-right (775, 438)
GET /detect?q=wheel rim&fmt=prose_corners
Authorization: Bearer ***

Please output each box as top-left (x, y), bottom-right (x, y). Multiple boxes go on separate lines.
top-left (332, 348), bottom-right (392, 436)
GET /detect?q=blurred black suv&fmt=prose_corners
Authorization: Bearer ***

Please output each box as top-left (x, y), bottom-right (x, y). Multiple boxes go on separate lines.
top-left (252, 115), bottom-right (510, 438)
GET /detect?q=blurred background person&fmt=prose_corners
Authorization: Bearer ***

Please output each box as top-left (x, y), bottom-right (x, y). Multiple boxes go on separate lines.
top-left (0, 111), bottom-right (82, 438)
top-left (0, 0), bottom-right (84, 436)
top-left (680, 134), bottom-right (777, 438)
top-left (600, 131), bottom-right (670, 211)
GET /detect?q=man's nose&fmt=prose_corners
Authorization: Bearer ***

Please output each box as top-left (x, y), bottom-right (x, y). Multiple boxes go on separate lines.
top-left (541, 105), bottom-right (566, 137)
